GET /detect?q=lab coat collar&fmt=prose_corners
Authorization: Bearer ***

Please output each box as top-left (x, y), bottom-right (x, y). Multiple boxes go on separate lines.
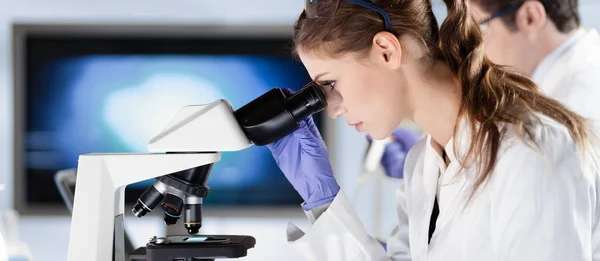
top-left (531, 28), bottom-right (588, 85)
top-left (425, 117), bottom-right (472, 168)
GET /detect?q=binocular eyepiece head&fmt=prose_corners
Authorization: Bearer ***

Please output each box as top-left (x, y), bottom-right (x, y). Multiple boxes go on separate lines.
top-left (234, 82), bottom-right (327, 146)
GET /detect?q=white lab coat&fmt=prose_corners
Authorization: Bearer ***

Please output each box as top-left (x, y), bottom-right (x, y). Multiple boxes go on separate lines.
top-left (286, 114), bottom-right (600, 260)
top-left (532, 28), bottom-right (600, 132)
top-left (350, 28), bottom-right (600, 246)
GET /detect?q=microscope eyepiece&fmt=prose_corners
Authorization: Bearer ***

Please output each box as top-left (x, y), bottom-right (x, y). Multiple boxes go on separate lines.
top-left (286, 82), bottom-right (327, 122)
top-left (132, 182), bottom-right (166, 218)
top-left (234, 82), bottom-right (327, 146)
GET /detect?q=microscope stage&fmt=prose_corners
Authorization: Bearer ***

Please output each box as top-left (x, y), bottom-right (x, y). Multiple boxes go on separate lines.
top-left (128, 235), bottom-right (256, 261)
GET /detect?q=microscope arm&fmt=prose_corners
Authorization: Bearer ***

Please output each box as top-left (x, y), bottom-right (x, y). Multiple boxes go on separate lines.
top-left (67, 100), bottom-right (248, 261)
top-left (68, 153), bottom-right (220, 261)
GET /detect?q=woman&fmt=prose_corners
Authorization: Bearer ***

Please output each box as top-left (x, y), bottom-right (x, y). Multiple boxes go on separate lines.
top-left (266, 0), bottom-right (600, 260)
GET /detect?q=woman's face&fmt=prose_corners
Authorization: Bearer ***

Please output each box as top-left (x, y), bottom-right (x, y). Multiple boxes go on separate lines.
top-left (298, 45), bottom-right (411, 140)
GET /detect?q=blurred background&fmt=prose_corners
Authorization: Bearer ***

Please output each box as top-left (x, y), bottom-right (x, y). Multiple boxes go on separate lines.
top-left (0, 0), bottom-right (599, 260)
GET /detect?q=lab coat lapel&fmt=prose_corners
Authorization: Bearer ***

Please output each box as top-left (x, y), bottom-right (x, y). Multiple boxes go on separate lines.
top-left (408, 135), bottom-right (441, 260)
top-left (426, 119), bottom-right (473, 249)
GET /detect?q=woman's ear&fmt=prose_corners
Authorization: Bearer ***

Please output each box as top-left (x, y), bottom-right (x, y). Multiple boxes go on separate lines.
top-left (372, 32), bottom-right (402, 70)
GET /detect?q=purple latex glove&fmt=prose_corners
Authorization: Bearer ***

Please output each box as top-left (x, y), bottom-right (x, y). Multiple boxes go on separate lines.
top-left (368, 128), bottom-right (422, 179)
top-left (266, 92), bottom-right (339, 211)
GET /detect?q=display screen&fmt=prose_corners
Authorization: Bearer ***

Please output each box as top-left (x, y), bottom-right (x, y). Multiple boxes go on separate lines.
top-left (23, 36), bottom-right (316, 206)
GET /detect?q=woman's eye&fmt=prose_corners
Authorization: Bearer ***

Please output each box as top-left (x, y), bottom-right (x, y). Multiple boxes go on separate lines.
top-left (322, 81), bottom-right (335, 89)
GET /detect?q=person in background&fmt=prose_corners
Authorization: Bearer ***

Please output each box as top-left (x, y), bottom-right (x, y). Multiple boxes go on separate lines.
top-left (471, 0), bottom-right (600, 129)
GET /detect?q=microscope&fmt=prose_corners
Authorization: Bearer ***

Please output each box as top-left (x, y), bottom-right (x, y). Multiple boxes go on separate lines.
top-left (66, 83), bottom-right (327, 261)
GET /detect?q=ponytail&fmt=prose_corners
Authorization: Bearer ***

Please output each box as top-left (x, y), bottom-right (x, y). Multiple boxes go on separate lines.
top-left (439, 0), bottom-right (485, 75)
top-left (438, 0), bottom-right (592, 193)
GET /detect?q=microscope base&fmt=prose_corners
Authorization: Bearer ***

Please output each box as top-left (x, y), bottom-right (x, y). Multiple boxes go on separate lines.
top-left (128, 235), bottom-right (255, 261)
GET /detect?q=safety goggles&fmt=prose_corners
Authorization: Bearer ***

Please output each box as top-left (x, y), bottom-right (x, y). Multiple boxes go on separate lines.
top-left (304, 0), bottom-right (393, 32)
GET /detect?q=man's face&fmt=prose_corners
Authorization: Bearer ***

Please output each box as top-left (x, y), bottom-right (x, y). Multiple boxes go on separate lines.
top-left (470, 2), bottom-right (531, 75)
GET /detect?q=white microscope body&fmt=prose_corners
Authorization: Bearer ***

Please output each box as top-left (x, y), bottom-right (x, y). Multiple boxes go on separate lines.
top-left (66, 100), bottom-right (252, 261)
top-left (66, 84), bottom-right (327, 261)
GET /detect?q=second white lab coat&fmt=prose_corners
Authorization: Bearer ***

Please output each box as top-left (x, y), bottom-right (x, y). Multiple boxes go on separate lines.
top-left (532, 28), bottom-right (600, 131)
top-left (286, 114), bottom-right (600, 260)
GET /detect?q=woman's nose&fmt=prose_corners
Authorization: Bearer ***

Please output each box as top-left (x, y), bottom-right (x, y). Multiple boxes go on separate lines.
top-left (327, 103), bottom-right (347, 118)
top-left (324, 87), bottom-right (345, 118)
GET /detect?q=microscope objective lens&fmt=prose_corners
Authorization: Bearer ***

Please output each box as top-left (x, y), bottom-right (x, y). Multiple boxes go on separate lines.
top-left (132, 184), bottom-right (165, 218)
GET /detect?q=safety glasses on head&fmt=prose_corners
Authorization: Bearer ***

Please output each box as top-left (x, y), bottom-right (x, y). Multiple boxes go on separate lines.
top-left (304, 0), bottom-right (393, 32)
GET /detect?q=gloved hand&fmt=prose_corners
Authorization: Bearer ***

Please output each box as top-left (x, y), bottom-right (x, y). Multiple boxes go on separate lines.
top-left (266, 90), bottom-right (339, 211)
top-left (368, 128), bottom-right (422, 179)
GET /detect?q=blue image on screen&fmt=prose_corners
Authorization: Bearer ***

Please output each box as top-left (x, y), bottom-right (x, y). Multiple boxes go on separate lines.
top-left (27, 55), bottom-right (312, 204)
